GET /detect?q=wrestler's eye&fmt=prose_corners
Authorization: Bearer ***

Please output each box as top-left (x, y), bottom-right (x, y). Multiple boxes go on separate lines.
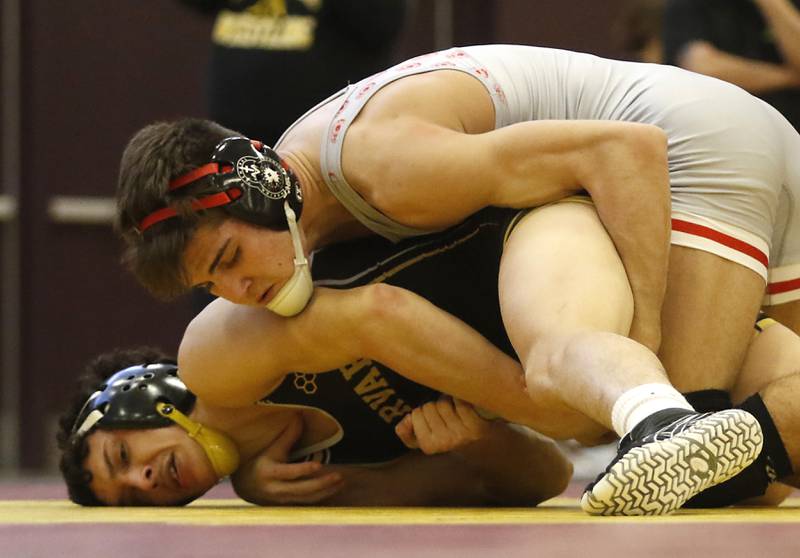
top-left (120, 443), bottom-right (129, 468)
top-left (222, 247), bottom-right (240, 270)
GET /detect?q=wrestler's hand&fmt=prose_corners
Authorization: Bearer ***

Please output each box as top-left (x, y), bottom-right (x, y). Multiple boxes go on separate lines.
top-left (395, 396), bottom-right (492, 455)
top-left (232, 413), bottom-right (344, 505)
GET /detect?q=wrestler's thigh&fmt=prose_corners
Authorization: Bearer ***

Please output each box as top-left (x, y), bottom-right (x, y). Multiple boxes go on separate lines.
top-left (731, 321), bottom-right (800, 403)
top-left (659, 246), bottom-right (766, 392)
top-left (498, 202), bottom-right (633, 366)
top-left (497, 202), bottom-right (630, 439)
top-left (763, 300), bottom-right (800, 336)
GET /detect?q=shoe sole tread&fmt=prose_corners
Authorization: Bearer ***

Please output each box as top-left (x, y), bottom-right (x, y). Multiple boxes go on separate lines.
top-left (580, 410), bottom-right (763, 516)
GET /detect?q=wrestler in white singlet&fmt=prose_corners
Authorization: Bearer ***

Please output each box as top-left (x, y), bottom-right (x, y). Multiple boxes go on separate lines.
top-left (279, 44), bottom-right (800, 304)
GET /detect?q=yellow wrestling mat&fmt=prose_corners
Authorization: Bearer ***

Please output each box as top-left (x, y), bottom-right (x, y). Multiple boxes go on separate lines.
top-left (3, 497), bottom-right (800, 525)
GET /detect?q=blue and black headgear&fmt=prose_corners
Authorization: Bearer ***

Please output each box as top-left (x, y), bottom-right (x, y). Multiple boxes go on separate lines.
top-left (137, 137), bottom-right (304, 233)
top-left (72, 363), bottom-right (239, 477)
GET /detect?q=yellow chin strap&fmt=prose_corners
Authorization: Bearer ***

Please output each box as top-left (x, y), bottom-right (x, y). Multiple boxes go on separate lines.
top-left (156, 402), bottom-right (240, 478)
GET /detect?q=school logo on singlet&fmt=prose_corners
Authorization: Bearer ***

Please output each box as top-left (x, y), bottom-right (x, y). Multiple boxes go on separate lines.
top-left (236, 156), bottom-right (289, 200)
top-left (292, 372), bottom-right (318, 395)
top-left (339, 359), bottom-right (413, 424)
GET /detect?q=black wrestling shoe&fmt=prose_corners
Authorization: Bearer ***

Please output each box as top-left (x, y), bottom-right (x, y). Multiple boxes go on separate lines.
top-left (580, 408), bottom-right (763, 516)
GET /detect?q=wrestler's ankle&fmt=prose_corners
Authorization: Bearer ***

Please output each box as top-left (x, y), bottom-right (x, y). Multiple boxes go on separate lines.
top-left (611, 383), bottom-right (694, 437)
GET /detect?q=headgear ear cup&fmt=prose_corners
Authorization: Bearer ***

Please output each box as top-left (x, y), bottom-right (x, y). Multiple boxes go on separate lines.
top-left (221, 140), bottom-right (304, 229)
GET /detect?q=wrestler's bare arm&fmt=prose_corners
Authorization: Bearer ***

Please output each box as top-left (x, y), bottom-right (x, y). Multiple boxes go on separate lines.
top-left (235, 419), bottom-right (570, 507)
top-left (230, 414), bottom-right (346, 505)
top-left (302, 284), bottom-right (545, 428)
top-left (179, 286), bottom-right (540, 428)
top-left (179, 288), bottom-right (411, 408)
top-left (177, 298), bottom-right (312, 406)
top-left (329, 422), bottom-right (570, 507)
top-left (346, 112), bottom-right (671, 352)
top-left (394, 397), bottom-right (573, 504)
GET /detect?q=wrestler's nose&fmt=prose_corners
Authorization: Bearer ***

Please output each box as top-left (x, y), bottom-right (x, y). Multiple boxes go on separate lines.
top-left (217, 273), bottom-right (254, 304)
top-left (125, 464), bottom-right (157, 491)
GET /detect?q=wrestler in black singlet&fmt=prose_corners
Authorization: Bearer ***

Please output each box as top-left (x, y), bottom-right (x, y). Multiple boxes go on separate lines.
top-left (262, 207), bottom-right (523, 464)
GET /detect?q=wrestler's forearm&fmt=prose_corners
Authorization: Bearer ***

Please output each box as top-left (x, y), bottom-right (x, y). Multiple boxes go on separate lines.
top-left (579, 125), bottom-right (671, 353)
top-left (450, 422), bottom-right (572, 506)
top-left (754, 0), bottom-right (800, 72)
top-left (322, 453), bottom-right (487, 506)
top-left (349, 284), bottom-right (540, 428)
top-left (325, 423), bottom-right (570, 506)
top-left (485, 121), bottom-right (670, 352)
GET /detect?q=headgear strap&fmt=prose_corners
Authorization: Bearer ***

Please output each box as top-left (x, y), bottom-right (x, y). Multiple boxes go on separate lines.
top-left (135, 138), bottom-right (302, 234)
top-left (169, 163), bottom-right (228, 189)
top-left (138, 189), bottom-right (241, 232)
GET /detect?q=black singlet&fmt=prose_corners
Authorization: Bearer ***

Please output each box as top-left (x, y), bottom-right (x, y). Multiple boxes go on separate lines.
top-left (262, 207), bottom-right (523, 464)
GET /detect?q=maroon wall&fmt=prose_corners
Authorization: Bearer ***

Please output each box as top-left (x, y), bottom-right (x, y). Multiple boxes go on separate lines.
top-left (17, 1), bottom-right (212, 468)
top-left (493, 0), bottom-right (627, 57)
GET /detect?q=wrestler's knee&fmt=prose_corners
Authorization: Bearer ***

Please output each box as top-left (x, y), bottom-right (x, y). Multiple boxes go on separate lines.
top-left (520, 337), bottom-right (605, 440)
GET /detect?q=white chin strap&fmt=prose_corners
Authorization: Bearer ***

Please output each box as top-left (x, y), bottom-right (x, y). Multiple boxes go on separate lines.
top-left (265, 202), bottom-right (313, 317)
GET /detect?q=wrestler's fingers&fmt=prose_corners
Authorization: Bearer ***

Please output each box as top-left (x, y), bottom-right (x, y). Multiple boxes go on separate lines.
top-left (407, 406), bottom-right (433, 449)
top-left (455, 399), bottom-right (496, 441)
top-left (258, 460), bottom-right (323, 481)
top-left (451, 397), bottom-right (477, 416)
top-left (395, 414), bottom-right (419, 448)
top-left (452, 398), bottom-right (485, 428)
top-left (409, 405), bottom-right (433, 440)
top-left (421, 399), bottom-right (450, 433)
top-left (434, 396), bottom-right (464, 426)
top-left (435, 397), bottom-right (488, 445)
top-left (413, 402), bottom-right (456, 454)
top-left (290, 481), bottom-right (346, 504)
top-left (267, 472), bottom-right (345, 503)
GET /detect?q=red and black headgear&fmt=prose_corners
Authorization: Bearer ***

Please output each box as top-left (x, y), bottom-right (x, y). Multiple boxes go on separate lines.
top-left (138, 137), bottom-right (304, 233)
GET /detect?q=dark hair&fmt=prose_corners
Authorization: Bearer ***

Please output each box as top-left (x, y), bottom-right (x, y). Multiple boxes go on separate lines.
top-left (116, 118), bottom-right (241, 299)
top-left (56, 347), bottom-right (175, 506)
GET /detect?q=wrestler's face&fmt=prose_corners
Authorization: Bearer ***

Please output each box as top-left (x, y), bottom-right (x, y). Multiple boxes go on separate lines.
top-left (84, 425), bottom-right (218, 506)
top-left (183, 218), bottom-right (298, 306)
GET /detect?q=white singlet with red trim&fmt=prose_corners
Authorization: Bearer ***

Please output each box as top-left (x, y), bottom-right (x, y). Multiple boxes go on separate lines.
top-left (285, 44), bottom-right (800, 304)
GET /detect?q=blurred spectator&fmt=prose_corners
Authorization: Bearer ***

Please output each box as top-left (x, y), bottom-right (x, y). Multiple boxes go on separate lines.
top-left (180, 0), bottom-right (407, 141)
top-left (663, 0), bottom-right (800, 131)
top-left (615, 0), bottom-right (665, 63)
top-left (178, 0), bottom-right (407, 312)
